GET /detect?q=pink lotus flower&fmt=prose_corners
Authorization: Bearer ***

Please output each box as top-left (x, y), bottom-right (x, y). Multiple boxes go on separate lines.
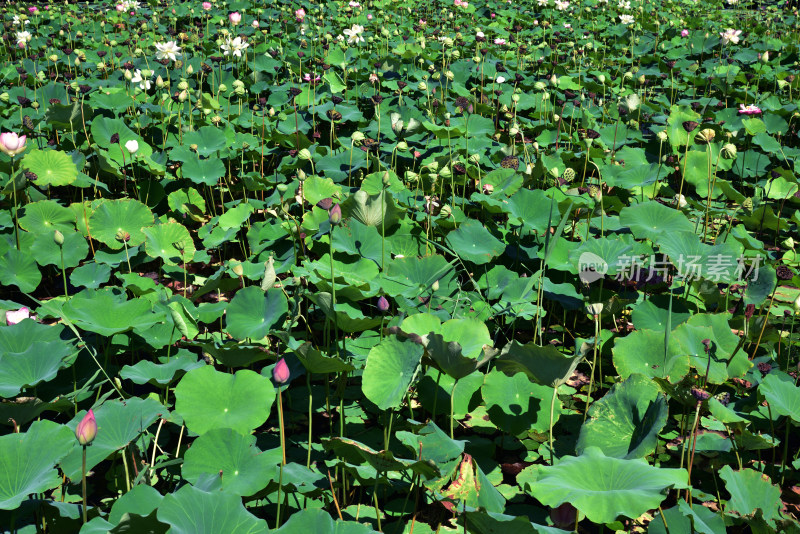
top-left (202, 1), bottom-right (211, 9)
top-left (5, 307), bottom-right (31, 325)
top-left (76, 409), bottom-right (97, 445)
top-left (295, 8), bottom-right (306, 20)
top-left (28, 6), bottom-right (38, 13)
top-left (454, 0), bottom-right (463, 5)
top-left (116, 4), bottom-right (124, 11)
top-left (367, 13), bottom-right (372, 20)
top-left (273, 358), bottom-right (290, 384)
top-left (229, 11), bottom-right (241, 25)
top-left (252, 20), bottom-right (260, 28)
top-left (738, 104), bottom-right (762, 115)
top-left (681, 29), bottom-right (689, 37)
top-left (0, 132), bottom-right (27, 157)
top-left (494, 38), bottom-right (506, 45)
top-left (304, 73), bottom-right (320, 83)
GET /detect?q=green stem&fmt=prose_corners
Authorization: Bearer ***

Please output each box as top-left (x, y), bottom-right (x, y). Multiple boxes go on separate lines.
top-left (81, 445), bottom-right (88, 524)
top-left (549, 386), bottom-right (558, 465)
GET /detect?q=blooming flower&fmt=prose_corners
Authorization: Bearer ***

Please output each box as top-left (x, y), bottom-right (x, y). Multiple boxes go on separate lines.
top-left (720, 28), bottom-right (742, 45)
top-left (738, 104), bottom-right (762, 115)
top-left (343, 24), bottom-right (365, 44)
top-left (617, 0), bottom-right (631, 9)
top-left (155, 41), bottom-right (181, 62)
top-left (619, 14), bottom-right (634, 25)
top-left (537, 0), bottom-right (548, 5)
top-left (304, 73), bottom-right (321, 83)
top-left (202, 1), bottom-right (211, 9)
top-left (555, 0), bottom-right (569, 10)
top-left (295, 8), bottom-right (305, 20)
top-left (369, 72), bottom-right (379, 83)
top-left (0, 132), bottom-right (27, 157)
top-left (221, 36), bottom-right (249, 57)
top-left (476, 30), bottom-right (484, 38)
top-left (125, 139), bottom-right (139, 154)
top-left (12, 15), bottom-right (30, 25)
top-left (5, 307), bottom-right (31, 325)
top-left (15, 31), bottom-right (32, 47)
top-left (494, 38), bottom-right (506, 45)
top-left (252, 20), bottom-right (259, 28)
top-left (75, 409), bottom-right (97, 446)
top-left (273, 358), bottom-right (290, 384)
top-left (367, 13), bottom-right (373, 19)
top-left (28, 6), bottom-right (38, 13)
top-left (349, 1), bottom-right (361, 6)
top-left (496, 76), bottom-right (506, 83)
top-left (229, 11), bottom-right (241, 25)
top-left (130, 69), bottom-right (152, 90)
top-left (681, 29), bottom-right (689, 37)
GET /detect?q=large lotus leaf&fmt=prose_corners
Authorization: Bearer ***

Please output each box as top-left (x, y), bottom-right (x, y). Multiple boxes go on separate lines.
top-left (0, 248), bottom-right (41, 292)
top-left (62, 289), bottom-right (165, 337)
top-left (612, 329), bottom-right (689, 383)
top-left (744, 265), bottom-right (776, 306)
top-left (568, 234), bottom-right (647, 277)
top-left (416, 368), bottom-right (485, 417)
top-left (446, 219), bottom-right (505, 265)
top-left (656, 231), bottom-right (744, 284)
top-left (576, 374), bottom-right (668, 459)
top-left (22, 149), bottom-right (78, 187)
top-left (18, 200), bottom-right (76, 234)
top-left (143, 222), bottom-right (195, 265)
top-left (678, 313), bottom-right (750, 381)
top-left (302, 175), bottom-right (342, 207)
top-left (61, 397), bottom-right (163, 480)
top-left (630, 296), bottom-right (691, 331)
top-left (482, 369), bottom-right (561, 435)
top-left (463, 511), bottom-right (571, 534)
top-left (186, 340), bottom-right (272, 368)
top-left (179, 152), bottom-right (226, 185)
top-left (91, 116), bottom-right (153, 165)
top-left (88, 198), bottom-right (154, 249)
top-left (650, 501), bottom-right (726, 534)
top-left (0, 420), bottom-right (75, 510)
top-left (276, 508), bottom-right (378, 534)
top-left (496, 341), bottom-right (584, 387)
top-left (362, 335), bottom-right (424, 410)
top-left (182, 428), bottom-right (280, 497)
top-left (0, 339), bottom-right (75, 397)
top-left (174, 365), bottom-right (275, 435)
top-left (120, 352), bottom-right (204, 386)
top-left (330, 219), bottom-right (383, 267)
top-left (341, 189), bottom-right (401, 229)
top-left (218, 203), bottom-right (255, 231)
top-left (108, 485), bottom-right (164, 525)
top-left (225, 286), bottom-right (288, 341)
top-left (0, 318), bottom-right (67, 351)
top-left (156, 484), bottom-right (270, 534)
top-left (183, 126), bottom-right (228, 157)
top-left (619, 201), bottom-right (694, 239)
top-left (382, 255), bottom-right (455, 298)
top-left (759, 372), bottom-right (800, 422)
top-left (294, 341), bottom-right (355, 374)
top-left (323, 437), bottom-right (438, 479)
top-left (31, 229), bottom-right (88, 268)
top-left (719, 466), bottom-right (781, 525)
top-left (529, 447), bottom-right (689, 524)
top-left (505, 188), bottom-right (554, 234)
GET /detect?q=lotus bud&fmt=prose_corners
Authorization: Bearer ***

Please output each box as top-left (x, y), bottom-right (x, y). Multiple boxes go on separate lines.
top-left (377, 295), bottom-right (390, 313)
top-left (297, 148), bottom-right (312, 161)
top-left (75, 409), bottom-right (97, 446)
top-left (761, 51), bottom-right (769, 63)
top-left (53, 230), bottom-right (64, 246)
top-left (49, 54), bottom-right (58, 62)
top-left (186, 64), bottom-right (194, 75)
top-left (722, 143), bottom-right (737, 159)
top-left (178, 90), bottom-right (188, 102)
top-left (432, 72), bottom-right (441, 81)
top-left (624, 71), bottom-right (633, 80)
top-left (269, 107), bottom-right (276, 117)
top-left (431, 280), bottom-right (440, 292)
top-left (352, 131), bottom-right (366, 142)
top-left (231, 261), bottom-right (244, 277)
top-left (328, 204), bottom-right (342, 225)
top-left (273, 358), bottom-right (290, 383)
top-left (124, 69), bottom-right (133, 81)
top-left (511, 94), bottom-right (520, 103)
top-left (550, 74), bottom-right (558, 86)
top-left (296, 168), bottom-right (306, 181)
top-left (473, 56), bottom-right (481, 63)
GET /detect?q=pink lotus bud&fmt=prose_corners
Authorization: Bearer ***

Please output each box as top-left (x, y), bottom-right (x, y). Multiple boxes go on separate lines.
top-left (681, 29), bottom-right (689, 37)
top-left (377, 296), bottom-right (390, 312)
top-left (328, 204), bottom-right (342, 225)
top-left (229, 11), bottom-right (241, 25)
top-left (75, 409), bottom-right (97, 445)
top-left (367, 13), bottom-right (372, 20)
top-left (273, 358), bottom-right (290, 384)
top-left (202, 1), bottom-right (211, 9)
top-left (491, 12), bottom-right (496, 18)
top-left (0, 132), bottom-right (27, 157)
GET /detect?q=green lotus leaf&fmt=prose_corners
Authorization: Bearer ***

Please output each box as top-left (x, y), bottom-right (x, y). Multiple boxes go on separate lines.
top-left (143, 222), bottom-right (195, 265)
top-left (0, 420), bottom-right (75, 510)
top-left (612, 329), bottom-right (689, 383)
top-left (276, 508), bottom-right (378, 534)
top-left (22, 149), bottom-right (79, 187)
top-left (496, 341), bottom-right (584, 388)
top-left (0, 248), bottom-right (41, 292)
top-left (482, 368), bottom-right (561, 435)
top-left (529, 447), bottom-right (689, 524)
top-left (225, 286), bottom-right (288, 341)
top-left (0, 339), bottom-right (75, 397)
top-left (576, 373), bottom-right (668, 459)
top-left (108, 485), bottom-right (164, 525)
top-left (88, 198), bottom-right (154, 249)
top-left (463, 511), bottom-right (571, 534)
top-left (156, 484), bottom-right (270, 534)
top-left (31, 229), bottom-right (88, 268)
top-left (120, 352), bottom-right (204, 386)
top-left (69, 261), bottom-right (112, 289)
top-left (342, 189), bottom-right (401, 229)
top-left (182, 428), bottom-right (280, 496)
top-left (362, 336), bottom-right (424, 410)
top-left (446, 219), bottom-right (505, 265)
top-left (179, 152), bottom-right (226, 185)
top-left (719, 466), bottom-right (781, 526)
top-left (18, 200), bottom-right (75, 234)
top-left (174, 365), bottom-right (275, 435)
top-left (759, 371), bottom-right (800, 422)
top-left (619, 201), bottom-right (694, 239)
top-left (183, 126), bottom-right (228, 157)
top-left (61, 288), bottom-right (165, 337)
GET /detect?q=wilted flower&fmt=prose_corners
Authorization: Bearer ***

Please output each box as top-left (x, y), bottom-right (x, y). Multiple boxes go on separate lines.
top-left (229, 11), bottom-right (241, 25)
top-left (304, 73), bottom-right (321, 84)
top-left (6, 307), bottom-right (31, 325)
top-left (738, 103), bottom-right (761, 115)
top-left (720, 28), bottom-right (742, 45)
top-left (273, 358), bottom-right (290, 384)
top-left (155, 41), bottom-right (181, 62)
top-left (75, 409), bottom-right (97, 445)
top-left (0, 132), bottom-right (27, 157)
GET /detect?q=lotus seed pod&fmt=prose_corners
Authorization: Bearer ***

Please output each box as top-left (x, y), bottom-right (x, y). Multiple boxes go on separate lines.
top-left (445, 70), bottom-right (454, 81)
top-left (511, 94), bottom-right (520, 103)
top-left (218, 83), bottom-right (227, 93)
top-left (431, 72), bottom-right (441, 81)
top-left (586, 303), bottom-right (604, 316)
top-left (352, 131), bottom-right (366, 142)
top-left (562, 168), bottom-right (576, 182)
top-left (697, 128), bottom-right (715, 143)
top-left (297, 148), bottom-right (312, 161)
top-left (178, 80), bottom-right (189, 91)
top-left (231, 261), bottom-right (244, 277)
top-left (124, 70), bottom-right (133, 81)
top-left (469, 153), bottom-right (481, 164)
top-left (417, 82), bottom-right (428, 92)
top-left (439, 204), bottom-right (452, 218)
top-left (657, 130), bottom-right (669, 142)
top-left (48, 54), bottom-right (58, 62)
top-left (396, 140), bottom-right (408, 152)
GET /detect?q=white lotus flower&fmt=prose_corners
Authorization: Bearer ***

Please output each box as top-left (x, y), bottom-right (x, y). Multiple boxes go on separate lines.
top-left (617, 0), bottom-right (631, 9)
top-left (537, 0), bottom-right (548, 5)
top-left (221, 36), bottom-right (249, 57)
top-left (555, 0), bottom-right (569, 10)
top-left (619, 14), bottom-right (635, 25)
top-left (130, 69), bottom-right (152, 90)
top-left (12, 15), bottom-right (29, 26)
top-left (720, 28), bottom-right (742, 45)
top-left (343, 24), bottom-right (365, 44)
top-left (125, 139), bottom-right (139, 154)
top-left (155, 41), bottom-right (181, 62)
top-left (15, 31), bottom-right (32, 47)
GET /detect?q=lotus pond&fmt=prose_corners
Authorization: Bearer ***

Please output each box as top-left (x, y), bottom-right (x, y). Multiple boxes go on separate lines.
top-left (2, 0), bottom-right (800, 532)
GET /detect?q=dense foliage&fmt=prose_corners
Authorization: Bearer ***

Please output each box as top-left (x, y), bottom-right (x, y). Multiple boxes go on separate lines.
top-left (1, 0), bottom-right (800, 532)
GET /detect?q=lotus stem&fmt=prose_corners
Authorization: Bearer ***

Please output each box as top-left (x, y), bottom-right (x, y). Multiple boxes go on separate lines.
top-left (81, 445), bottom-right (88, 524)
